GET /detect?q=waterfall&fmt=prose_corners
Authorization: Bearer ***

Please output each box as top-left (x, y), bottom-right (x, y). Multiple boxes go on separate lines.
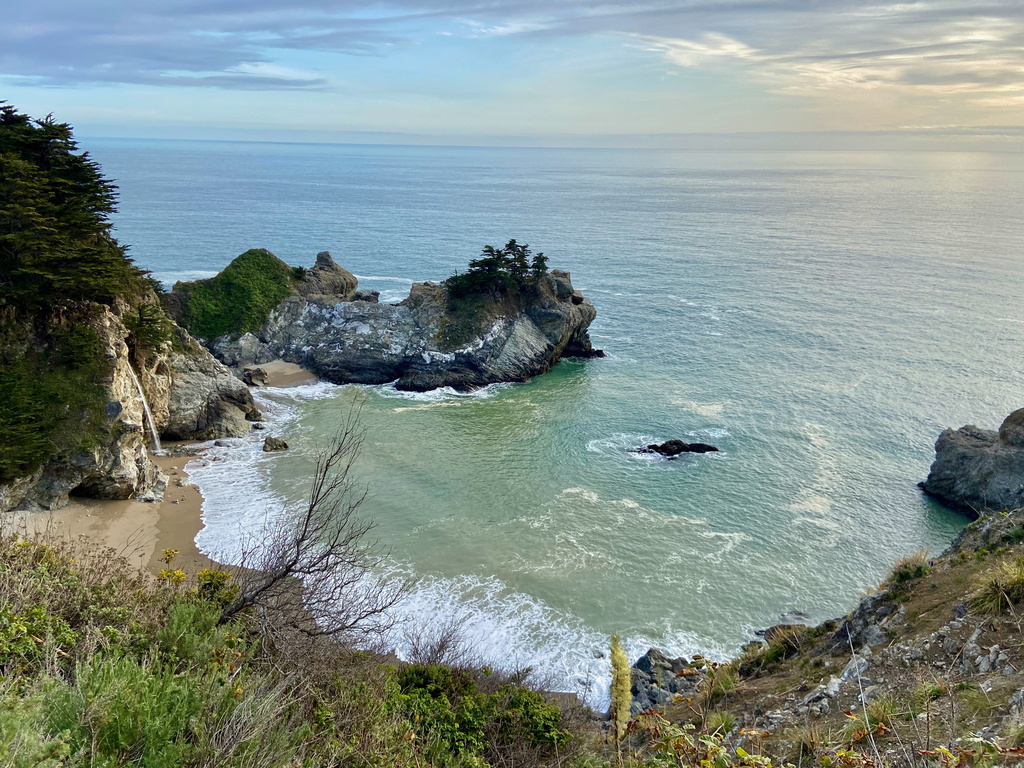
top-left (126, 362), bottom-right (163, 455)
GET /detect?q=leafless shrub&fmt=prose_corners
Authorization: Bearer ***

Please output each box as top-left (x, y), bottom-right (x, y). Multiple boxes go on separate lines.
top-left (404, 614), bottom-right (478, 667)
top-left (219, 399), bottom-right (412, 644)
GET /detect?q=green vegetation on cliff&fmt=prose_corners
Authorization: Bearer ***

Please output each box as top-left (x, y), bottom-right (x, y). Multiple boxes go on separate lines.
top-left (0, 105), bottom-right (164, 484)
top-left (445, 239), bottom-right (548, 300)
top-left (162, 248), bottom-right (300, 340)
top-left (439, 240), bottom-right (550, 351)
top-left (0, 312), bottom-right (111, 482)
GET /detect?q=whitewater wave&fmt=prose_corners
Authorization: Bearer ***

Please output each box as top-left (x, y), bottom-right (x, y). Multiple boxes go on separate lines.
top-left (382, 568), bottom-right (715, 709)
top-left (363, 380), bottom-right (515, 404)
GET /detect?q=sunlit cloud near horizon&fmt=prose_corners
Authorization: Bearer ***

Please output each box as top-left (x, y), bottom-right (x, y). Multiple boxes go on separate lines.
top-left (2, 1), bottom-right (1023, 147)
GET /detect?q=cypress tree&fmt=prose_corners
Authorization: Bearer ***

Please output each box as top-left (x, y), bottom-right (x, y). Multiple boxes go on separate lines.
top-left (0, 103), bottom-right (141, 309)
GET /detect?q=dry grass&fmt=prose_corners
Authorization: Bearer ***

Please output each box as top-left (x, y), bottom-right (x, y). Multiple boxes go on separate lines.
top-left (970, 554), bottom-right (1024, 615)
top-left (885, 549), bottom-right (930, 585)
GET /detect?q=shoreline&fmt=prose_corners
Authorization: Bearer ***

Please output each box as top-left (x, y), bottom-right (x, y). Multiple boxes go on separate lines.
top-left (9, 359), bottom-right (320, 576)
top-left (13, 450), bottom-right (215, 576)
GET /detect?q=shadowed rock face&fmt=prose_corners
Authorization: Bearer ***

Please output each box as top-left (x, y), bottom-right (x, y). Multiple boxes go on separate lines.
top-left (920, 408), bottom-right (1024, 518)
top-left (209, 265), bottom-right (601, 392)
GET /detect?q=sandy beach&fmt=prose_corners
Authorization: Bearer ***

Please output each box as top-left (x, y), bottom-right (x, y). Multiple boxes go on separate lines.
top-left (13, 450), bottom-right (215, 576)
top-left (261, 359), bottom-right (319, 388)
top-left (10, 360), bottom-right (319, 575)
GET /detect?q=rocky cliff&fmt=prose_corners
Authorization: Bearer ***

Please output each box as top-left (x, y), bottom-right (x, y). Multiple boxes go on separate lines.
top-left (0, 304), bottom-right (260, 513)
top-left (196, 252), bottom-right (600, 392)
top-left (920, 408), bottom-right (1024, 518)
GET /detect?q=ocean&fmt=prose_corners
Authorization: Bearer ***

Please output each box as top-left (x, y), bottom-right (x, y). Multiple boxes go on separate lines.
top-left (86, 138), bottom-right (1024, 702)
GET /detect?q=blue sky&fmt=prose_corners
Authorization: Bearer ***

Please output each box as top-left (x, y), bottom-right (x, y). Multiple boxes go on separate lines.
top-left (3, 1), bottom-right (1024, 147)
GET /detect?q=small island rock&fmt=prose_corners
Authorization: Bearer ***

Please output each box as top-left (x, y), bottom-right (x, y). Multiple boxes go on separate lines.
top-left (920, 408), bottom-right (1024, 518)
top-left (635, 440), bottom-right (720, 458)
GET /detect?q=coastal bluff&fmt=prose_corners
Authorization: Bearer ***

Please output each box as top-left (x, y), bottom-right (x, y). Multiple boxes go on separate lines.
top-left (921, 408), bottom-right (1024, 517)
top-left (165, 249), bottom-right (602, 392)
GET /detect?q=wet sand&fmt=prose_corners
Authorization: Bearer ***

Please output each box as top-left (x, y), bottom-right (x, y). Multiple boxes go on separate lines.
top-left (261, 359), bottom-right (319, 388)
top-left (14, 451), bottom-right (217, 576)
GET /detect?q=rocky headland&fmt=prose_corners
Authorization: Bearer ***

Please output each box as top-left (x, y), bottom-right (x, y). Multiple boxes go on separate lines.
top-left (920, 408), bottom-right (1024, 518)
top-left (164, 248), bottom-right (602, 392)
top-left (0, 301), bottom-right (260, 514)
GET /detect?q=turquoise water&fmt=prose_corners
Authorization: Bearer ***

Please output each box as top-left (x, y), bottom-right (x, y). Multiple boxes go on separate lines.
top-left (88, 139), bottom-right (1024, 696)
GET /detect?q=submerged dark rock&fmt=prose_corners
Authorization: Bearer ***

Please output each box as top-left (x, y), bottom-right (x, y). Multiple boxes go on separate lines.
top-left (920, 408), bottom-right (1024, 518)
top-left (635, 440), bottom-right (720, 458)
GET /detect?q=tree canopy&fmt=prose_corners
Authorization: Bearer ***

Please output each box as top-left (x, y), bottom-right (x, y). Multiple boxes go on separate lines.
top-left (445, 240), bottom-right (548, 299)
top-left (0, 103), bottom-right (141, 309)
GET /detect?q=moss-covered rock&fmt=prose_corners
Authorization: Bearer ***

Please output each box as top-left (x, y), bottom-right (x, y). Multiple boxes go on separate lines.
top-left (162, 249), bottom-right (298, 341)
top-left (163, 249), bottom-right (358, 342)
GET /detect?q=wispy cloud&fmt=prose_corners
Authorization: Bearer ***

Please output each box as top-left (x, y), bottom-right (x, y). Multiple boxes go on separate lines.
top-left (637, 4), bottom-right (1024, 111)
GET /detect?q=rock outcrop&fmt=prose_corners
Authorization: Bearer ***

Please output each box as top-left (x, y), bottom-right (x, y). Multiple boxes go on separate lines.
top-left (206, 257), bottom-right (601, 392)
top-left (920, 409), bottom-right (1024, 518)
top-left (263, 436), bottom-right (289, 452)
top-left (298, 251), bottom-right (358, 301)
top-left (163, 327), bottom-right (262, 440)
top-left (629, 648), bottom-right (703, 715)
top-left (0, 305), bottom-right (261, 513)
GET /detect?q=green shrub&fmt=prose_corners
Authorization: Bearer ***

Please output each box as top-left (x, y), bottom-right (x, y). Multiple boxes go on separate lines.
top-left (45, 654), bottom-right (204, 767)
top-left (123, 301), bottom-right (173, 359)
top-left (395, 663), bottom-right (571, 762)
top-left (166, 248), bottom-right (298, 340)
top-left (886, 550), bottom-right (930, 584)
top-left (0, 605), bottom-right (78, 677)
top-left (0, 690), bottom-right (72, 767)
top-left (196, 567), bottom-right (239, 607)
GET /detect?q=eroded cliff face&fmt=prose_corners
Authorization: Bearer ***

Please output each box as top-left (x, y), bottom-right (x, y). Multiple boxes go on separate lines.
top-left (208, 259), bottom-right (601, 392)
top-left (921, 408), bottom-right (1024, 517)
top-left (0, 304), bottom-right (261, 513)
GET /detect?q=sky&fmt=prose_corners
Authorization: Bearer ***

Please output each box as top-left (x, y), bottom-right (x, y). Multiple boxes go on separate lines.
top-left (3, 1), bottom-right (1024, 148)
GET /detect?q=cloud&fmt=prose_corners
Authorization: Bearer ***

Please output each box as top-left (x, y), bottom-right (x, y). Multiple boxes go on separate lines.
top-left (636, 3), bottom-right (1024, 112)
top-left (1, 0), bottom-right (1023, 118)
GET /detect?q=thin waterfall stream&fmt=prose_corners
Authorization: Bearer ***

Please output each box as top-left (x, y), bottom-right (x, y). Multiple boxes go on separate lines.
top-left (126, 362), bottom-right (162, 455)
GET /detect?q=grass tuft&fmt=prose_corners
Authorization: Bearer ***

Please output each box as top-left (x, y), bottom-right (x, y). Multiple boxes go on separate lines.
top-left (970, 554), bottom-right (1024, 615)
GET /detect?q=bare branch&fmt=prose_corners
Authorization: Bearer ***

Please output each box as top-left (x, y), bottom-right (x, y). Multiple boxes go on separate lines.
top-left (219, 397), bottom-right (412, 641)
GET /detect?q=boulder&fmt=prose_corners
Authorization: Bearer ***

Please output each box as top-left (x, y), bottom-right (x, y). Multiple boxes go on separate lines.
top-left (352, 289), bottom-right (380, 304)
top-left (920, 410), bottom-right (1024, 517)
top-left (243, 367), bottom-right (268, 386)
top-left (298, 251), bottom-right (358, 301)
top-left (635, 440), bottom-right (720, 458)
top-left (999, 408), bottom-right (1024, 448)
top-left (263, 436), bottom-right (289, 452)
